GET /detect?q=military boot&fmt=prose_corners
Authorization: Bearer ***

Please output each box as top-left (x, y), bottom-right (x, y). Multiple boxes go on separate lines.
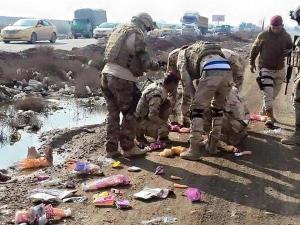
top-left (180, 142), bottom-right (204, 161)
top-left (265, 108), bottom-right (275, 127)
top-left (206, 135), bottom-right (219, 155)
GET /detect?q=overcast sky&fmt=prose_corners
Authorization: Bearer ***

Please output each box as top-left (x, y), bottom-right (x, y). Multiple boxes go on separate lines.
top-left (1, 0), bottom-right (299, 27)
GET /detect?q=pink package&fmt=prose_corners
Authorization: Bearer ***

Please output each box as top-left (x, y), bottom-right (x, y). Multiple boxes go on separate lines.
top-left (186, 188), bottom-right (203, 202)
top-left (82, 175), bottom-right (130, 191)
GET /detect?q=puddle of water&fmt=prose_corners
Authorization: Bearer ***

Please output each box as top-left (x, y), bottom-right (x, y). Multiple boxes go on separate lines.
top-left (0, 99), bottom-right (107, 169)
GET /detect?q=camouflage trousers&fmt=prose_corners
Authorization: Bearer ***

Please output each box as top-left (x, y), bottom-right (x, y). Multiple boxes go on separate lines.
top-left (259, 68), bottom-right (285, 110)
top-left (136, 119), bottom-right (169, 140)
top-left (101, 73), bottom-right (139, 153)
top-left (190, 72), bottom-right (233, 150)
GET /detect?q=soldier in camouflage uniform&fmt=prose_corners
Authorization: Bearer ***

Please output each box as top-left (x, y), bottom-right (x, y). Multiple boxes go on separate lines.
top-left (171, 42), bottom-right (233, 160)
top-left (168, 46), bottom-right (245, 127)
top-left (249, 16), bottom-right (293, 127)
top-left (101, 13), bottom-right (162, 158)
top-left (281, 7), bottom-right (300, 145)
top-left (135, 73), bottom-right (180, 143)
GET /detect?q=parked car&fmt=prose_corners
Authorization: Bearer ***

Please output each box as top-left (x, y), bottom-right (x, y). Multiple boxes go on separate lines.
top-left (1, 19), bottom-right (57, 44)
top-left (93, 22), bottom-right (119, 39)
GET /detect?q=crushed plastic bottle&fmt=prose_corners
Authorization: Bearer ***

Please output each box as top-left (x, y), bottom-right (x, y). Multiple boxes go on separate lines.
top-left (141, 216), bottom-right (178, 225)
top-left (67, 160), bottom-right (101, 174)
top-left (98, 156), bottom-right (115, 167)
top-left (82, 174), bottom-right (130, 191)
top-left (15, 204), bottom-right (71, 225)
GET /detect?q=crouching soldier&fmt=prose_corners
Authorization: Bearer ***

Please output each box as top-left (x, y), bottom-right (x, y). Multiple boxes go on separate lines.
top-left (135, 73), bottom-right (180, 143)
top-left (220, 86), bottom-right (250, 146)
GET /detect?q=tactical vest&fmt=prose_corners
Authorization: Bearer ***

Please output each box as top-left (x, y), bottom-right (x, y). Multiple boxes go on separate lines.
top-left (185, 42), bottom-right (225, 80)
top-left (136, 83), bottom-right (165, 119)
top-left (104, 24), bottom-right (145, 77)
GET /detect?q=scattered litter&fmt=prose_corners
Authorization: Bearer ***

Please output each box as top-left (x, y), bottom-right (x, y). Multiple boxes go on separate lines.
top-left (155, 166), bottom-right (165, 175)
top-left (67, 160), bottom-right (101, 174)
top-left (169, 122), bottom-right (181, 132)
top-left (159, 149), bottom-right (173, 157)
top-left (111, 189), bottom-right (125, 195)
top-left (234, 151), bottom-right (253, 157)
top-left (170, 175), bottom-right (183, 180)
top-left (27, 189), bottom-right (77, 201)
top-left (186, 188), bottom-right (203, 203)
top-left (174, 183), bottom-right (188, 189)
top-left (179, 127), bottom-right (190, 133)
top-left (111, 161), bottom-right (122, 168)
top-left (265, 211), bottom-right (274, 216)
top-left (93, 195), bottom-right (115, 206)
top-left (250, 114), bottom-right (268, 122)
top-left (41, 178), bottom-right (63, 187)
top-left (169, 122), bottom-right (190, 133)
top-left (134, 187), bottom-right (171, 200)
top-left (149, 141), bottom-right (167, 151)
top-left (19, 146), bottom-right (53, 170)
top-left (171, 146), bottom-right (186, 156)
top-left (128, 166), bottom-right (142, 172)
top-left (141, 216), bottom-right (178, 225)
top-left (62, 196), bottom-right (88, 203)
top-left (116, 199), bottom-right (131, 209)
top-left (160, 146), bottom-right (186, 158)
top-left (15, 203), bottom-right (71, 225)
top-left (98, 156), bottom-right (116, 167)
top-left (218, 141), bottom-right (238, 153)
top-left (263, 128), bottom-right (283, 135)
top-left (82, 174), bottom-right (130, 191)
top-left (36, 175), bottom-right (49, 181)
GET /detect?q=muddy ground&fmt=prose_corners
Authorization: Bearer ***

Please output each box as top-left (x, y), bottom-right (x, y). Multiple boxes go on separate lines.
top-left (0, 33), bottom-right (299, 225)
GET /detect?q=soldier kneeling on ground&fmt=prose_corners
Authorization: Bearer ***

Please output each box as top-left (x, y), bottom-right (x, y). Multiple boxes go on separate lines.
top-left (135, 73), bottom-right (180, 144)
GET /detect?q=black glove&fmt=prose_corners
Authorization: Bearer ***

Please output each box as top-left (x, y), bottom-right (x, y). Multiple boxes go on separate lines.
top-left (158, 60), bottom-right (167, 68)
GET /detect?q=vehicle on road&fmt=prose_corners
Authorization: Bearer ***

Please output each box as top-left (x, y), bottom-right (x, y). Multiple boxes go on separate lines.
top-left (71, 8), bottom-right (107, 39)
top-left (181, 23), bottom-right (201, 36)
top-left (181, 11), bottom-right (208, 35)
top-left (214, 24), bottom-right (233, 35)
top-left (93, 22), bottom-right (119, 39)
top-left (159, 24), bottom-right (182, 36)
top-left (1, 19), bottom-right (57, 44)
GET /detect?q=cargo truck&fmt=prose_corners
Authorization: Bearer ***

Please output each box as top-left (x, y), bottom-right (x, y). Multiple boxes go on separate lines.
top-left (181, 11), bottom-right (208, 35)
top-left (71, 8), bottom-right (107, 39)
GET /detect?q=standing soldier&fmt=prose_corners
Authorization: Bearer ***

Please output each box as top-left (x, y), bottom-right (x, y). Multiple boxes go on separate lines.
top-left (101, 13), bottom-right (164, 158)
top-left (249, 15), bottom-right (293, 127)
top-left (135, 73), bottom-right (180, 144)
top-left (281, 8), bottom-right (300, 145)
top-left (177, 42), bottom-right (233, 160)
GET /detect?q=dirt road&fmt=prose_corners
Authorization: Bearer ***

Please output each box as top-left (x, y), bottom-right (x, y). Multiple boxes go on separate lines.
top-left (0, 70), bottom-right (299, 224)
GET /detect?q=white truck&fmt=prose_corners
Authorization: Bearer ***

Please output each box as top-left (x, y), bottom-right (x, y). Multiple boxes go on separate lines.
top-left (181, 11), bottom-right (208, 35)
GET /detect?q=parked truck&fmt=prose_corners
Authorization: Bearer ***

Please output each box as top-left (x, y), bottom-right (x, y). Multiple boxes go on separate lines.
top-left (71, 8), bottom-right (107, 39)
top-left (181, 11), bottom-right (208, 35)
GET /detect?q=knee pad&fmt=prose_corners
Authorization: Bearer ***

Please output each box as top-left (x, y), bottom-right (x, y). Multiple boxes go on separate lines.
top-left (210, 107), bottom-right (224, 118)
top-left (190, 109), bottom-right (204, 119)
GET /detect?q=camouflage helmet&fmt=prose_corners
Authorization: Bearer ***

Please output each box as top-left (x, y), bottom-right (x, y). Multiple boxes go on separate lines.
top-left (134, 12), bottom-right (156, 31)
